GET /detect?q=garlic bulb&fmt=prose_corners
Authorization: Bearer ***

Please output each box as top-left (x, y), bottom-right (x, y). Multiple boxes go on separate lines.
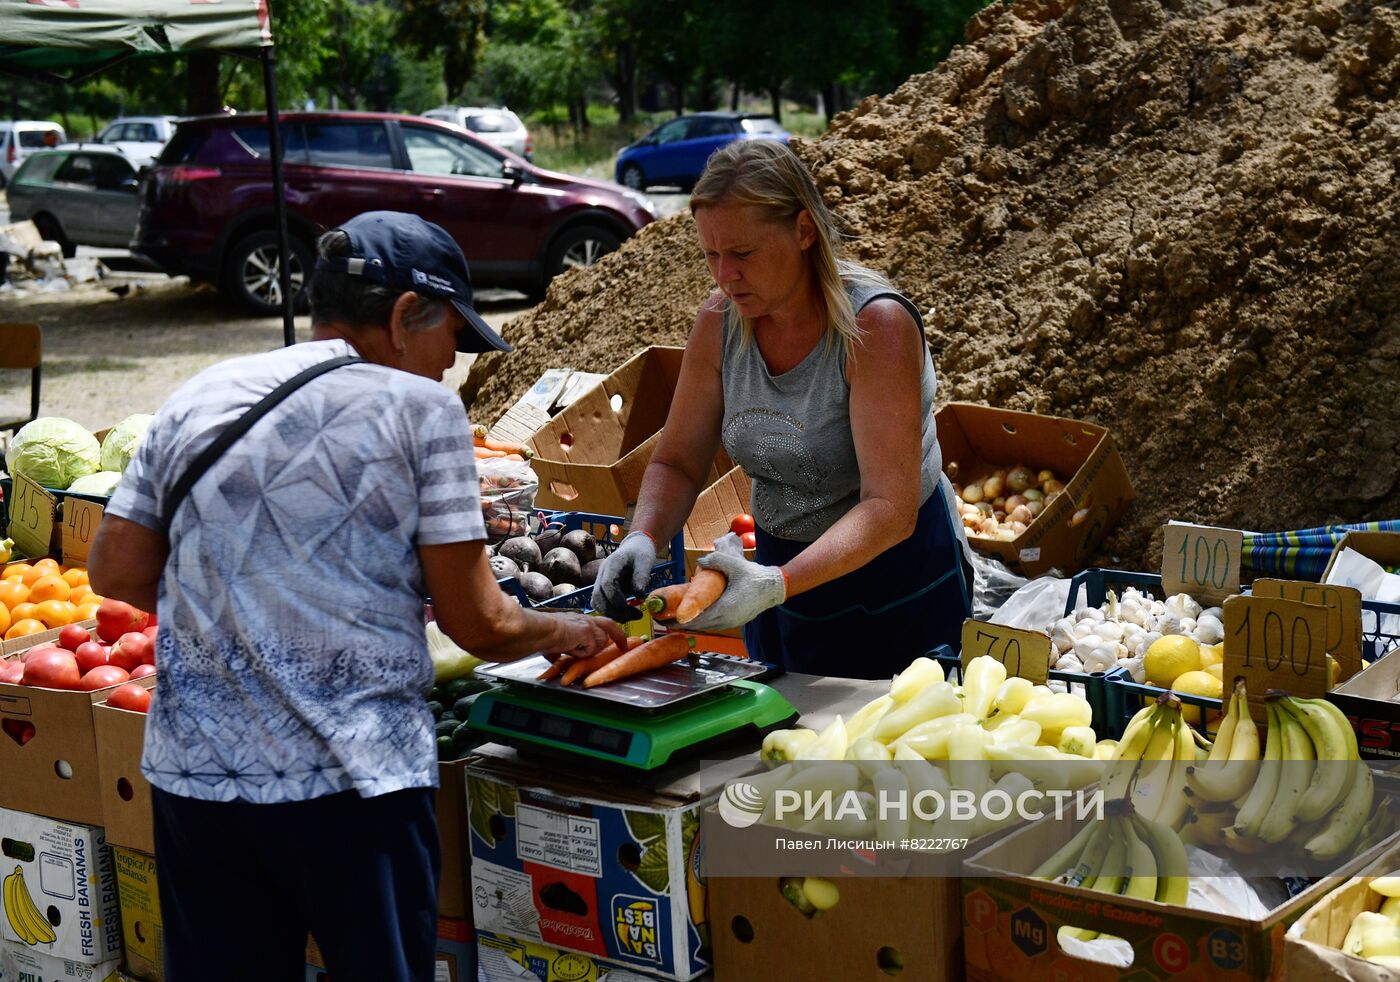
top-left (1194, 613), bottom-right (1224, 645)
top-left (1157, 612), bottom-right (1184, 636)
top-left (1166, 594), bottom-right (1202, 620)
top-left (1047, 679), bottom-right (1068, 695)
top-left (1056, 652), bottom-right (1084, 673)
top-left (1202, 606), bottom-right (1224, 622)
top-left (1179, 617), bottom-right (1197, 636)
top-left (1134, 631), bottom-right (1162, 658)
top-left (1072, 620), bottom-right (1097, 639)
top-left (1082, 645), bottom-right (1118, 674)
top-left (1121, 654), bottom-right (1146, 683)
top-left (1092, 621), bottom-right (1125, 643)
top-left (1051, 619), bottom-right (1077, 653)
top-left (1073, 637), bottom-right (1103, 662)
top-left (1078, 607), bottom-right (1105, 624)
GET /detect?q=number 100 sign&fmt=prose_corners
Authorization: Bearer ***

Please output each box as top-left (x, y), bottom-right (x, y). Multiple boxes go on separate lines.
top-left (1222, 594), bottom-right (1330, 710)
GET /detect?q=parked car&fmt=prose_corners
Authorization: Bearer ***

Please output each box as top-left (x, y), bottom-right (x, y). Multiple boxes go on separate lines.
top-left (6, 147), bottom-right (141, 256)
top-left (132, 111), bottom-right (656, 315)
top-left (0, 121), bottom-right (66, 187)
top-left (93, 116), bottom-right (178, 167)
top-left (422, 105), bottom-right (532, 160)
top-left (615, 112), bottom-right (789, 192)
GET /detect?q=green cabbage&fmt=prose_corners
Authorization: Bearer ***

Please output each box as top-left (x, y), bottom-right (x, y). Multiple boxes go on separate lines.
top-left (4, 417), bottom-right (100, 489)
top-left (99, 413), bottom-right (153, 473)
top-left (65, 471), bottom-right (123, 496)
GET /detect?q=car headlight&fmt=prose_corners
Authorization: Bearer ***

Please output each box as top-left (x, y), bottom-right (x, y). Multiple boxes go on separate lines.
top-left (621, 188), bottom-right (657, 217)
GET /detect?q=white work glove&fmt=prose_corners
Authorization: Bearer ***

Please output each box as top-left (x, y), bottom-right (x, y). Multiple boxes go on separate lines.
top-left (591, 531), bottom-right (657, 622)
top-left (681, 533), bottom-right (787, 632)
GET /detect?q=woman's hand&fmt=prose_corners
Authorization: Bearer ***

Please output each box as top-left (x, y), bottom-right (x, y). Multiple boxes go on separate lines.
top-left (546, 612), bottom-right (630, 660)
top-left (680, 534), bottom-right (787, 632)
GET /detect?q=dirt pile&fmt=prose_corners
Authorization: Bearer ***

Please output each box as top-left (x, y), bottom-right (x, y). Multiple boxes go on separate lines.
top-left (463, 0), bottom-right (1400, 568)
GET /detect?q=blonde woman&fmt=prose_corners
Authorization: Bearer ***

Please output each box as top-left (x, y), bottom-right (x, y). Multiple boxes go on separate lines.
top-left (594, 140), bottom-right (970, 678)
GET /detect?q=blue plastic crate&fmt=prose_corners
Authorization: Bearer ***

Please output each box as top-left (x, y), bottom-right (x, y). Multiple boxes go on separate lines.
top-left (926, 642), bottom-right (1119, 740)
top-left (1064, 567), bottom-right (1170, 617)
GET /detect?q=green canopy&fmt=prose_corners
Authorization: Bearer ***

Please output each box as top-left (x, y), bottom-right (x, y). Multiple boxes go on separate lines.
top-left (0, 0), bottom-right (270, 77)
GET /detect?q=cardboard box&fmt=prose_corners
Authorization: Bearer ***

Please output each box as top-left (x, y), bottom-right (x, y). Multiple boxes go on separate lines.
top-left (935, 403), bottom-right (1135, 576)
top-left (111, 849), bottom-right (160, 982)
top-left (305, 917), bottom-right (474, 982)
top-left (0, 806), bottom-right (121, 966)
top-left (466, 753), bottom-right (713, 981)
top-left (1284, 838), bottom-right (1400, 981)
top-left (526, 347), bottom-right (732, 515)
top-left (93, 694), bottom-right (154, 857)
top-left (0, 944), bottom-right (120, 982)
top-left (961, 812), bottom-right (1391, 981)
top-left (1329, 652), bottom-right (1400, 760)
top-left (0, 624), bottom-right (135, 826)
top-left (1323, 531), bottom-right (1400, 584)
top-left (437, 759), bottom-right (472, 920)
top-left (478, 931), bottom-right (666, 981)
top-left (682, 467), bottom-right (755, 580)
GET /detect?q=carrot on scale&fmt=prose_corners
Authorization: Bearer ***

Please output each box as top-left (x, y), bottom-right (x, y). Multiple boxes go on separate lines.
top-left (639, 584), bottom-right (689, 620)
top-left (676, 567), bottom-right (727, 625)
top-left (561, 635), bottom-right (644, 686)
top-left (583, 634), bottom-right (696, 688)
top-left (537, 656), bottom-right (572, 682)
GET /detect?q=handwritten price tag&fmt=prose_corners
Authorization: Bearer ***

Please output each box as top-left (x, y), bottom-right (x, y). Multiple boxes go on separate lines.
top-left (961, 619), bottom-right (1051, 685)
top-left (61, 497), bottom-right (105, 566)
top-left (1222, 595), bottom-right (1329, 720)
top-left (7, 474), bottom-right (56, 560)
top-left (1161, 522), bottom-right (1242, 608)
top-left (1250, 579), bottom-right (1363, 684)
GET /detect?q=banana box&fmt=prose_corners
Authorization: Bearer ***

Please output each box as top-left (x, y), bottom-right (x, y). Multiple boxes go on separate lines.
top-left (0, 943), bottom-right (119, 982)
top-left (466, 754), bottom-right (713, 982)
top-left (110, 849), bottom-right (159, 982)
top-left (477, 930), bottom-right (672, 981)
top-left (0, 806), bottom-right (121, 967)
top-left (1284, 836), bottom-right (1400, 982)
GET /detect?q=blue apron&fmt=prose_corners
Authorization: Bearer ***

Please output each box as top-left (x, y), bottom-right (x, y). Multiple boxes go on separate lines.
top-left (742, 492), bottom-right (972, 680)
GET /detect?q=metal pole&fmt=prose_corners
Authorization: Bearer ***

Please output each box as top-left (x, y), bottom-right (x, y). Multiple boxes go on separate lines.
top-left (261, 46), bottom-right (295, 348)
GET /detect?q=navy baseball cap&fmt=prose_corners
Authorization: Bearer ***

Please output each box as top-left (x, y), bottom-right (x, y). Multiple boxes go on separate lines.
top-left (315, 211), bottom-right (511, 353)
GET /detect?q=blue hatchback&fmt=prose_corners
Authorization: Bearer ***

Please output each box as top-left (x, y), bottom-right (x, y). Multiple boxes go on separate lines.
top-left (615, 112), bottom-right (789, 192)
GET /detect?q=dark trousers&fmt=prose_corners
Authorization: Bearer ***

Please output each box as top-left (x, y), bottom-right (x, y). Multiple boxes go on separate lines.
top-left (152, 785), bottom-right (440, 982)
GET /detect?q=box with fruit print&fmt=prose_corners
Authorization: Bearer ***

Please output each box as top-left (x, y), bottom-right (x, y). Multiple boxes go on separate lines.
top-left (0, 595), bottom-right (156, 827)
top-left (466, 752), bottom-right (712, 981)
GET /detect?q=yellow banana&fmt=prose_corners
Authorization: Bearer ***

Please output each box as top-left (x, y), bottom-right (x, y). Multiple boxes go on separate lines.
top-left (1304, 760), bottom-right (1374, 861)
top-left (1106, 704), bottom-right (1163, 800)
top-left (1186, 681), bottom-right (1261, 803)
top-left (1151, 713), bottom-right (1195, 830)
top-left (1258, 698), bottom-right (1314, 844)
top-left (1133, 812), bottom-right (1190, 906)
top-left (1277, 695), bottom-right (1350, 825)
top-left (1032, 819), bottom-right (1101, 881)
top-left (6, 865), bottom-right (55, 945)
top-left (3, 869), bottom-right (34, 945)
top-left (1119, 816), bottom-right (1158, 902)
top-left (1233, 702), bottom-right (1284, 839)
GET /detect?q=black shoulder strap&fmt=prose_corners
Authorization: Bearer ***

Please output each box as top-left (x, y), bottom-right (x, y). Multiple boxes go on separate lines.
top-left (159, 355), bottom-right (363, 533)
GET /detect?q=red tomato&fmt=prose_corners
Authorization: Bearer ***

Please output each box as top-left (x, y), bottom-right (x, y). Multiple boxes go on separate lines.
top-left (0, 718), bottom-right (35, 745)
top-left (74, 641), bottom-right (109, 675)
top-left (22, 650), bottom-right (81, 690)
top-left (729, 513), bottom-right (756, 535)
top-left (740, 531), bottom-right (757, 550)
top-left (79, 665), bottom-right (130, 691)
top-left (142, 625), bottom-right (159, 644)
top-left (0, 661), bottom-right (25, 685)
top-left (58, 624), bottom-right (92, 652)
top-left (129, 663), bottom-right (157, 680)
top-left (110, 632), bottom-right (154, 672)
top-left (95, 598), bottom-right (149, 644)
top-left (21, 645), bottom-right (64, 664)
top-left (107, 683), bottom-right (151, 714)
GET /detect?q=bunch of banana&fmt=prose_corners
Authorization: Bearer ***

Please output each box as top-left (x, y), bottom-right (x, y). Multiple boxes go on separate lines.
top-left (1181, 682), bottom-right (1372, 860)
top-left (1032, 800), bottom-right (1190, 944)
top-left (1339, 874), bottom-right (1400, 968)
top-left (3, 864), bottom-right (56, 946)
top-left (1107, 693), bottom-right (1199, 830)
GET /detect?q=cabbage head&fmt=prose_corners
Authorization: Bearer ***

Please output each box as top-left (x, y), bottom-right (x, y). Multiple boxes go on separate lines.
top-left (4, 417), bottom-right (100, 489)
top-left (99, 413), bottom-right (154, 473)
top-left (66, 471), bottom-right (123, 496)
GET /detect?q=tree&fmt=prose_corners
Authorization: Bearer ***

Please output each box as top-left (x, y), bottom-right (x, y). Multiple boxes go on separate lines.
top-left (397, 0), bottom-right (489, 100)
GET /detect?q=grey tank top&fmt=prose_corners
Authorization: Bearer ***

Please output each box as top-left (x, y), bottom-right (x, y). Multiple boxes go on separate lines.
top-left (720, 282), bottom-right (943, 542)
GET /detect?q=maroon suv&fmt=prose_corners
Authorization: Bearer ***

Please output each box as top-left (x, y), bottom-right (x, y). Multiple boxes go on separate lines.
top-left (132, 111), bottom-right (657, 314)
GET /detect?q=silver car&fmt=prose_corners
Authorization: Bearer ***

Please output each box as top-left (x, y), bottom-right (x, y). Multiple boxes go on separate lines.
top-left (93, 115), bottom-right (177, 167)
top-left (6, 147), bottom-right (141, 256)
top-left (421, 106), bottom-right (532, 160)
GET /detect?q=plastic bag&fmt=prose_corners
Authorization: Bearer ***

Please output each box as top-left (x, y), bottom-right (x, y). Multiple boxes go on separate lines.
top-left (477, 456), bottom-right (538, 543)
top-left (990, 575), bottom-right (1072, 630)
top-left (968, 549), bottom-right (1030, 620)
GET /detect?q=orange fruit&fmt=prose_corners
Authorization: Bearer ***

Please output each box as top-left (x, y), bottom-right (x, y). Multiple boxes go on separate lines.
top-left (82, 593), bottom-right (105, 607)
top-left (73, 602), bottom-right (101, 622)
top-left (4, 564), bottom-right (33, 581)
top-left (0, 580), bottom-right (29, 610)
top-left (32, 557), bottom-right (60, 572)
top-left (68, 586), bottom-right (95, 606)
top-left (32, 600), bottom-right (77, 629)
top-left (0, 605), bottom-right (9, 636)
top-left (28, 575), bottom-right (71, 604)
top-left (9, 602), bottom-right (38, 623)
top-left (20, 566), bottom-right (53, 587)
top-left (61, 569), bottom-right (89, 589)
top-left (4, 619), bottom-right (46, 640)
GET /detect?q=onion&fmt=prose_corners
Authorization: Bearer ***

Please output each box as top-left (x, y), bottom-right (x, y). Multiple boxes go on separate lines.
top-left (1004, 494), bottom-right (1028, 511)
top-left (1008, 505), bottom-right (1034, 524)
top-left (977, 517), bottom-right (999, 536)
top-left (1038, 469), bottom-right (1056, 485)
top-left (1008, 520), bottom-right (1027, 535)
top-left (993, 510), bottom-right (1007, 522)
top-left (961, 482), bottom-right (984, 504)
top-left (1070, 507), bottom-right (1091, 527)
top-left (993, 496), bottom-right (1007, 509)
top-left (946, 461), bottom-right (960, 480)
top-left (983, 474), bottom-right (1005, 499)
top-left (1043, 478), bottom-right (1066, 496)
top-left (975, 501), bottom-right (994, 516)
top-left (1025, 500), bottom-right (1044, 516)
top-left (1023, 488), bottom-right (1044, 502)
top-left (1007, 465), bottom-right (1036, 493)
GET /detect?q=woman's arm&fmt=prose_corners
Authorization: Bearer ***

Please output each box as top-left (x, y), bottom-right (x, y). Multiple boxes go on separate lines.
top-left (780, 299), bottom-right (925, 596)
top-left (628, 297), bottom-right (728, 543)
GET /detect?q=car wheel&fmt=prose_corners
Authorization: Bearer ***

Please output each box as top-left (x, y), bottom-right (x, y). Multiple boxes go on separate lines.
top-left (620, 164), bottom-right (646, 191)
top-left (545, 225), bottom-right (623, 283)
top-left (222, 230), bottom-right (310, 316)
top-left (31, 214), bottom-right (75, 259)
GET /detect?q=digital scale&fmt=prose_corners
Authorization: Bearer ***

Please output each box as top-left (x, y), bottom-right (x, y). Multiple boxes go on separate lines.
top-left (468, 652), bottom-right (799, 770)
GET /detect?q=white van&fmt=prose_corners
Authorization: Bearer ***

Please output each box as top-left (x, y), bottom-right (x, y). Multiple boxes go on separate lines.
top-left (0, 121), bottom-right (66, 186)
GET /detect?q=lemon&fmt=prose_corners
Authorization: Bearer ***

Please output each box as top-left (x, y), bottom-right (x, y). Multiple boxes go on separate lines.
top-left (1144, 635), bottom-right (1202, 688)
top-left (1172, 670), bottom-right (1223, 726)
top-left (1204, 662), bottom-right (1223, 682)
top-left (1198, 642), bottom-right (1224, 670)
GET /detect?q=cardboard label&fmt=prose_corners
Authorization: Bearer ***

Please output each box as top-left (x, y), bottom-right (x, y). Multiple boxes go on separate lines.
top-left (960, 619), bottom-right (1051, 684)
top-left (7, 473), bottom-right (56, 559)
top-left (61, 497), bottom-right (104, 566)
top-left (516, 804), bottom-right (602, 875)
top-left (1223, 595), bottom-right (1329, 716)
top-left (1251, 578), bottom-right (1363, 683)
top-left (1161, 522), bottom-right (1242, 608)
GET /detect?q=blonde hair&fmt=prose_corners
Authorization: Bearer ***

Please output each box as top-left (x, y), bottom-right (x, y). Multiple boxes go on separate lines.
top-left (689, 139), bottom-right (891, 360)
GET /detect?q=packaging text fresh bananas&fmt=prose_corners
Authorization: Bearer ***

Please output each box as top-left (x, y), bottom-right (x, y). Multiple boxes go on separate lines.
top-left (3, 864), bottom-right (56, 946)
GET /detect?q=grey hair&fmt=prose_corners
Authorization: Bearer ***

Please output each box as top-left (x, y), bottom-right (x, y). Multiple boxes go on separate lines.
top-left (308, 228), bottom-right (452, 332)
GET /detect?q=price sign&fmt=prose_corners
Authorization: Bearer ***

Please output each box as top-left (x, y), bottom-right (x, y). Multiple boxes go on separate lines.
top-left (1161, 522), bottom-right (1242, 608)
top-left (960, 619), bottom-right (1051, 685)
top-left (61, 497), bottom-right (105, 566)
top-left (1250, 579), bottom-right (1363, 683)
top-left (7, 474), bottom-right (56, 560)
top-left (1222, 595), bottom-right (1329, 720)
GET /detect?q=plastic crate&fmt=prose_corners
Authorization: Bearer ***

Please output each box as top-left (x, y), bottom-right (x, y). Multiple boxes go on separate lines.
top-left (926, 643), bottom-right (1119, 741)
top-left (1064, 567), bottom-right (1170, 617)
top-left (497, 511), bottom-right (685, 611)
top-left (1361, 597), bottom-right (1400, 662)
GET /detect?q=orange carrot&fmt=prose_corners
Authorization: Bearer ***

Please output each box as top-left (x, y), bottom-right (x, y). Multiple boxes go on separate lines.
top-left (484, 438), bottom-right (532, 457)
top-left (583, 634), bottom-right (695, 688)
top-left (474, 447), bottom-right (507, 459)
top-left (676, 568), bottom-right (728, 625)
top-left (561, 636), bottom-right (644, 686)
top-left (640, 584), bottom-right (689, 620)
top-left (537, 656), bottom-right (572, 682)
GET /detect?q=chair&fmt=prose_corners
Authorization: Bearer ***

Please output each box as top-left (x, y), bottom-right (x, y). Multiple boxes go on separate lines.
top-left (0, 322), bottom-right (41, 435)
